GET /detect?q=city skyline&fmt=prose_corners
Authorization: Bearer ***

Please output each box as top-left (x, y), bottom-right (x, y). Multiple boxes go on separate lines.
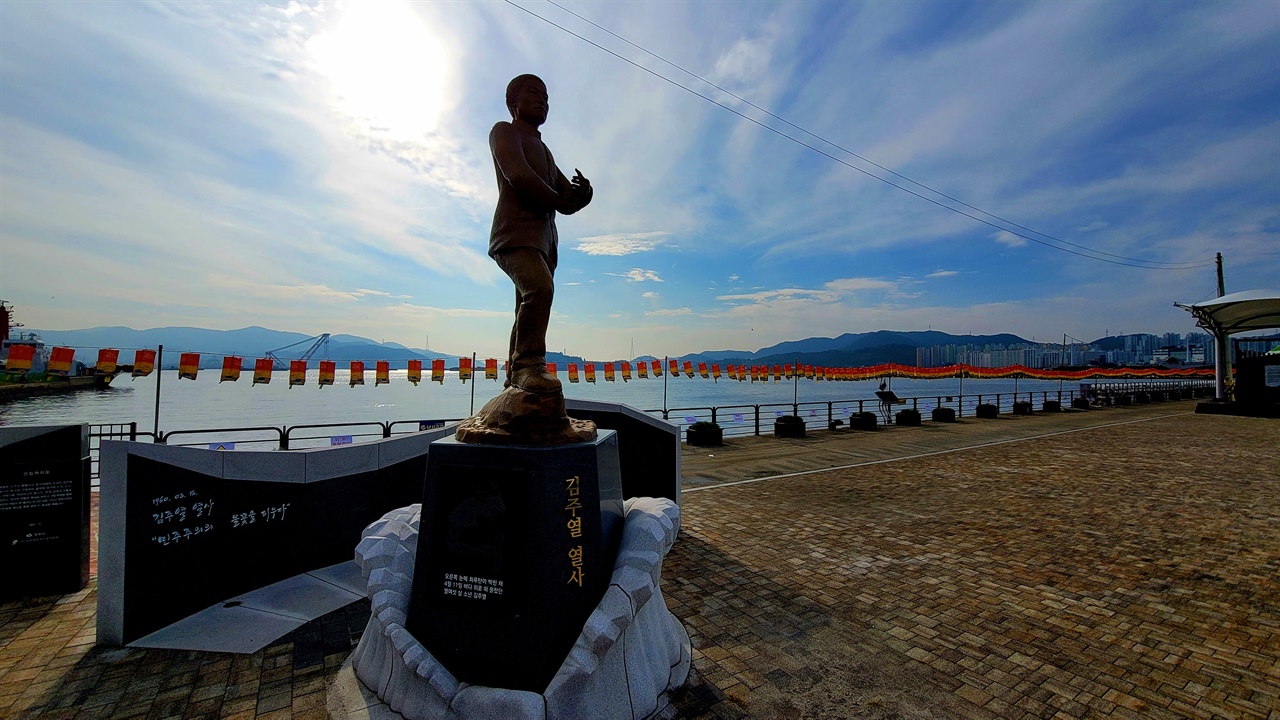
top-left (1, 1), bottom-right (1277, 360)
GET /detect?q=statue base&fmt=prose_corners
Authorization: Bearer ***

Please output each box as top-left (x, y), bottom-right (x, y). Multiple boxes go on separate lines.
top-left (346, 495), bottom-right (690, 719)
top-left (407, 432), bottom-right (624, 692)
top-left (456, 386), bottom-right (597, 446)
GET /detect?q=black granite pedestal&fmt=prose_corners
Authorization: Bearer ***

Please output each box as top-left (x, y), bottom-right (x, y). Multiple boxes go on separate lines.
top-left (406, 431), bottom-right (625, 694)
top-left (0, 425), bottom-right (90, 601)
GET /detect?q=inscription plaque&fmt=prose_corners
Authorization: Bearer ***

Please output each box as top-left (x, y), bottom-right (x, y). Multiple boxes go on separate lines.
top-left (0, 425), bottom-right (90, 601)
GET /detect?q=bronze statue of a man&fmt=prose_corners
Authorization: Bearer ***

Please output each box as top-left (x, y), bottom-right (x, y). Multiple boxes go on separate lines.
top-left (488, 73), bottom-right (592, 395)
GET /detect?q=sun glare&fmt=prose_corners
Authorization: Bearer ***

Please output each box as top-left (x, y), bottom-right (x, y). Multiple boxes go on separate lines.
top-left (309, 1), bottom-right (448, 141)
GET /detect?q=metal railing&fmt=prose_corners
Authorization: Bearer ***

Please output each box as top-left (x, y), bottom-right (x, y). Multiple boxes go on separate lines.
top-left (83, 379), bottom-right (1209, 485)
top-left (650, 389), bottom-right (1094, 438)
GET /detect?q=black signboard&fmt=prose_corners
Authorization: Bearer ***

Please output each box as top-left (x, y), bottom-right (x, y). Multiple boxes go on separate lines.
top-left (122, 456), bottom-right (306, 641)
top-left (107, 441), bottom-right (433, 644)
top-left (407, 433), bottom-right (624, 693)
top-left (0, 425), bottom-right (90, 601)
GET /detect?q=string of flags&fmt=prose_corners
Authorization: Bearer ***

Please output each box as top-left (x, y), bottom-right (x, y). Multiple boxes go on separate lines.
top-left (3, 346), bottom-right (1218, 387)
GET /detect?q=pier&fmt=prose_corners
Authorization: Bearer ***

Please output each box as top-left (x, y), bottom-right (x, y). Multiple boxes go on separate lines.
top-left (2, 399), bottom-right (1277, 718)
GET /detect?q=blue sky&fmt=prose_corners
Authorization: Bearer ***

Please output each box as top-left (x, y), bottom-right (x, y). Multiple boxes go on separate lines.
top-left (1, 0), bottom-right (1276, 359)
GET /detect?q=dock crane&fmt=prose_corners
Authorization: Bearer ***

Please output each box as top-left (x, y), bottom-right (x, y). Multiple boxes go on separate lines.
top-left (265, 333), bottom-right (330, 371)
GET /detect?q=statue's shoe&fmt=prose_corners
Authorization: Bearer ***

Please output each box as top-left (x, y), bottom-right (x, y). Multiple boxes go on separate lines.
top-left (511, 368), bottom-right (562, 395)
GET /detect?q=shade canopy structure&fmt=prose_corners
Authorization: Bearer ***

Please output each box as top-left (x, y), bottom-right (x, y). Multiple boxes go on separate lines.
top-left (1175, 289), bottom-right (1280, 336)
top-left (1175, 289), bottom-right (1280, 400)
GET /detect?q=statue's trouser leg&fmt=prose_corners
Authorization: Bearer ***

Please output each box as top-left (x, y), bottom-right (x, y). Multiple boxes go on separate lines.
top-left (495, 247), bottom-right (556, 380)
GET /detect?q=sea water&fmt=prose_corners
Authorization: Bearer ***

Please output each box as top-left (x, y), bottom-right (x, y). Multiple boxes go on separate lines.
top-left (0, 369), bottom-right (1077, 439)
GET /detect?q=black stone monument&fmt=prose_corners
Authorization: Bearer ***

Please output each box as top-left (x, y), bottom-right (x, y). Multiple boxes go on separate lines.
top-left (406, 431), bottom-right (624, 693)
top-left (0, 425), bottom-right (90, 601)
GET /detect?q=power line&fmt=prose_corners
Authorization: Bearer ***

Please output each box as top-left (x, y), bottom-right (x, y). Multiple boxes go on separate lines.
top-left (509, 0), bottom-right (1215, 271)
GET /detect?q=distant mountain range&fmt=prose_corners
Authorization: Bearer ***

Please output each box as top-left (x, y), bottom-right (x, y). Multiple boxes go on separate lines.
top-left (669, 330), bottom-right (1032, 367)
top-left (30, 325), bottom-right (1150, 369)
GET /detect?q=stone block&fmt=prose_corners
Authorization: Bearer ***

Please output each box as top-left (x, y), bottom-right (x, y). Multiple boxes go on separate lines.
top-left (222, 450), bottom-right (305, 484)
top-left (452, 685), bottom-right (546, 720)
top-left (303, 441), bottom-right (378, 483)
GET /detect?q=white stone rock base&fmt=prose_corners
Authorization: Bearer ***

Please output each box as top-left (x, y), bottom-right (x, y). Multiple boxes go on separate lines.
top-left (349, 498), bottom-right (690, 720)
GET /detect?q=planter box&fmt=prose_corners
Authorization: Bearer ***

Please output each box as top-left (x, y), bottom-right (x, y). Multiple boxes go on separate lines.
top-left (1150, 392), bottom-right (1166, 402)
top-left (976, 403), bottom-right (999, 419)
top-left (931, 407), bottom-right (956, 423)
top-left (1043, 400), bottom-right (1062, 412)
top-left (1135, 392), bottom-right (1151, 404)
top-left (1071, 397), bottom-right (1090, 410)
top-left (850, 412), bottom-right (878, 431)
top-left (1012, 401), bottom-right (1033, 415)
top-left (1116, 394), bottom-right (1133, 406)
top-left (895, 408), bottom-right (922, 426)
top-left (686, 424), bottom-right (723, 447)
top-left (774, 415), bottom-right (806, 438)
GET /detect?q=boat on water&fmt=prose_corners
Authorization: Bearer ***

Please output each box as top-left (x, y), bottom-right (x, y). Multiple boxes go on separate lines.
top-left (0, 301), bottom-right (122, 401)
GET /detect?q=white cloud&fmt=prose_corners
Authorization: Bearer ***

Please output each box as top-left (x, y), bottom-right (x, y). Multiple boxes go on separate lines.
top-left (728, 274), bottom-right (740, 282)
top-left (926, 270), bottom-right (959, 278)
top-left (993, 231), bottom-right (1027, 248)
top-left (642, 291), bottom-right (659, 298)
top-left (606, 268), bottom-right (664, 283)
top-left (574, 232), bottom-right (671, 256)
top-left (717, 277), bottom-right (896, 305)
top-left (645, 307), bottom-right (692, 316)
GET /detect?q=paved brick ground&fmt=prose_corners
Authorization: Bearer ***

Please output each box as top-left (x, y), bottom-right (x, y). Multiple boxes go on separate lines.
top-left (668, 409), bottom-right (1280, 719)
top-left (2, 401), bottom-right (1277, 719)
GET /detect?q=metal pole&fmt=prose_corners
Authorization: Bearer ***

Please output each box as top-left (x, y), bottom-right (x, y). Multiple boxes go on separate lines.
top-left (1059, 333), bottom-right (1066, 396)
top-left (663, 356), bottom-right (668, 415)
top-left (792, 357), bottom-right (798, 414)
top-left (153, 344), bottom-right (163, 439)
top-left (469, 352), bottom-right (477, 415)
top-left (1215, 252), bottom-right (1230, 401)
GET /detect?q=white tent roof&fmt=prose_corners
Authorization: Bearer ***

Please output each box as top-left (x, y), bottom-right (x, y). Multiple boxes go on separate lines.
top-left (1176, 289), bottom-right (1280, 336)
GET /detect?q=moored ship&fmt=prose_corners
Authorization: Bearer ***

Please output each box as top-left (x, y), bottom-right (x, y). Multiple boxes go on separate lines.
top-left (0, 301), bottom-right (122, 402)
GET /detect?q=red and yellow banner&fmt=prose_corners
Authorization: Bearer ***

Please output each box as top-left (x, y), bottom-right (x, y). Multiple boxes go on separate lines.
top-left (179, 353), bottom-right (200, 380)
top-left (80, 348), bottom-right (1217, 391)
top-left (132, 349), bottom-right (155, 377)
top-left (252, 358), bottom-right (272, 385)
top-left (319, 360), bottom-right (335, 387)
top-left (97, 349), bottom-right (119, 374)
top-left (4, 344), bottom-right (35, 373)
top-left (48, 347), bottom-right (74, 375)
top-left (289, 360), bottom-right (306, 388)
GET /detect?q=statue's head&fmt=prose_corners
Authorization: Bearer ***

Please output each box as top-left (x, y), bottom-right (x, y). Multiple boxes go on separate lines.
top-left (505, 74), bottom-right (548, 127)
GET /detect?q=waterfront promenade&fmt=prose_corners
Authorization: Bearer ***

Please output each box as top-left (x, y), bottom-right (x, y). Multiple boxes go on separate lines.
top-left (2, 401), bottom-right (1277, 718)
